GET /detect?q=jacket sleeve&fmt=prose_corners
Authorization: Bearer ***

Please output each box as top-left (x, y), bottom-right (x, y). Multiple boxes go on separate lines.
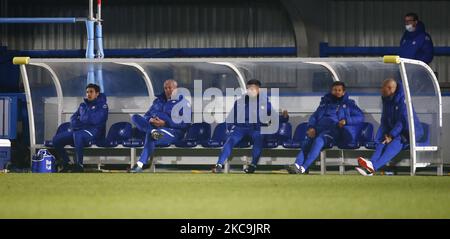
top-left (307, 105), bottom-right (321, 129)
top-left (345, 101), bottom-right (365, 125)
top-left (375, 111), bottom-right (387, 143)
top-left (417, 34), bottom-right (434, 64)
top-left (143, 98), bottom-right (161, 122)
top-left (164, 100), bottom-right (192, 130)
top-left (70, 104), bottom-right (82, 129)
top-left (389, 102), bottom-right (407, 138)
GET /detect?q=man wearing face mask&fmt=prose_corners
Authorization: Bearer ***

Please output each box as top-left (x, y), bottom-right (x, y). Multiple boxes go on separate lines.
top-left (212, 79), bottom-right (276, 174)
top-left (356, 78), bottom-right (424, 176)
top-left (129, 79), bottom-right (191, 173)
top-left (287, 82), bottom-right (364, 174)
top-left (399, 12), bottom-right (434, 64)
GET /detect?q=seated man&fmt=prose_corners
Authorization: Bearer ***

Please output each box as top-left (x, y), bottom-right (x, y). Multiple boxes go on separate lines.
top-left (212, 79), bottom-right (276, 174)
top-left (356, 78), bottom-right (424, 176)
top-left (129, 79), bottom-right (191, 173)
top-left (287, 82), bottom-right (364, 174)
top-left (53, 83), bottom-right (108, 173)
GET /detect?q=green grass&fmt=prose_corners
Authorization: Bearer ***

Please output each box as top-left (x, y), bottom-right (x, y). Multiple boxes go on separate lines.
top-left (0, 173), bottom-right (449, 218)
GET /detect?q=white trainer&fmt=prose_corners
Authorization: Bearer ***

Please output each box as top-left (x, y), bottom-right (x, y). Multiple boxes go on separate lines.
top-left (355, 167), bottom-right (373, 176)
top-left (357, 157), bottom-right (375, 173)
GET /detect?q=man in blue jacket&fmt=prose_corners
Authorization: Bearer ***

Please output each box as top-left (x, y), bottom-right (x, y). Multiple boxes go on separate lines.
top-left (129, 79), bottom-right (191, 173)
top-left (53, 84), bottom-right (108, 173)
top-left (399, 13), bottom-right (434, 64)
top-left (212, 79), bottom-right (274, 174)
top-left (356, 78), bottom-right (424, 176)
top-left (287, 82), bottom-right (365, 174)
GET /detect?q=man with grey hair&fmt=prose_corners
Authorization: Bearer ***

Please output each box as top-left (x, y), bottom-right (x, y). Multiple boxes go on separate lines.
top-left (356, 78), bottom-right (424, 176)
top-left (129, 79), bottom-right (191, 173)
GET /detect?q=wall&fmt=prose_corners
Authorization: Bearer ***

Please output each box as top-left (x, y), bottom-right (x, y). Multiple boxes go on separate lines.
top-left (0, 0), bottom-right (295, 50)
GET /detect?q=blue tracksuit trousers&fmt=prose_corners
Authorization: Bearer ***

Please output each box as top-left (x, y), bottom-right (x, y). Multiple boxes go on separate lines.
top-left (294, 130), bottom-right (336, 170)
top-left (53, 130), bottom-right (95, 167)
top-left (370, 136), bottom-right (405, 171)
top-left (132, 114), bottom-right (178, 165)
top-left (216, 126), bottom-right (263, 166)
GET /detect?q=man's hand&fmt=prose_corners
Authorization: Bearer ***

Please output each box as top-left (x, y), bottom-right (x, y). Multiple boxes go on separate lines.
top-left (338, 119), bottom-right (346, 128)
top-left (307, 128), bottom-right (316, 138)
top-left (150, 117), bottom-right (166, 127)
top-left (382, 134), bottom-right (393, 144)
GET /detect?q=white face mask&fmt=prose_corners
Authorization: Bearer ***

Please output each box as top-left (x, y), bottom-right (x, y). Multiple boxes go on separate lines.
top-left (405, 24), bottom-right (415, 32)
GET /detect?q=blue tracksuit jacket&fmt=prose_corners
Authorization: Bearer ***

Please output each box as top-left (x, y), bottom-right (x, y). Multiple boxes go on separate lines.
top-left (376, 83), bottom-right (424, 144)
top-left (307, 92), bottom-right (365, 138)
top-left (294, 93), bottom-right (364, 170)
top-left (399, 21), bottom-right (434, 64)
top-left (70, 93), bottom-right (109, 139)
top-left (143, 93), bottom-right (191, 138)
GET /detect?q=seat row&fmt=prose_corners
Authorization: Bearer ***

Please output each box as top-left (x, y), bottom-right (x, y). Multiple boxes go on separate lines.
top-left (44, 121), bottom-right (430, 149)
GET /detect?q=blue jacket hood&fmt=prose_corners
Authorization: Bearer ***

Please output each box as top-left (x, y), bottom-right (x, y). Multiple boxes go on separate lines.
top-left (321, 92), bottom-right (349, 104)
top-left (403, 21), bottom-right (426, 39)
top-left (84, 93), bottom-right (107, 105)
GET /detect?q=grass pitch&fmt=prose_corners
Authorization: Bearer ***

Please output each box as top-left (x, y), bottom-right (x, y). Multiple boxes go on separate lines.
top-left (0, 173), bottom-right (449, 218)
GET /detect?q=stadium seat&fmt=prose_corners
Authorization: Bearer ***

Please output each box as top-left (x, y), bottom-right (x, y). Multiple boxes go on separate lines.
top-left (96, 122), bottom-right (132, 147)
top-left (416, 123), bottom-right (430, 146)
top-left (226, 124), bottom-right (253, 148)
top-left (123, 127), bottom-right (145, 147)
top-left (264, 122), bottom-right (292, 148)
top-left (202, 122), bottom-right (228, 148)
top-left (175, 122), bottom-right (211, 147)
top-left (282, 122), bottom-right (308, 148)
top-left (44, 122), bottom-right (71, 147)
top-left (359, 122), bottom-right (374, 147)
top-left (236, 135), bottom-right (252, 148)
top-left (365, 122), bottom-right (430, 149)
top-left (337, 122), bottom-right (373, 149)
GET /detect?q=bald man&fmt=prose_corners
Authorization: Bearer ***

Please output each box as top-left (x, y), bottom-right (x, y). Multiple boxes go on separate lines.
top-left (356, 78), bottom-right (424, 176)
top-left (129, 79), bottom-right (191, 173)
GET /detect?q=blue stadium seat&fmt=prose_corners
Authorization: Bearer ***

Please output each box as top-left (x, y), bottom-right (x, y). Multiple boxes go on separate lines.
top-left (123, 127), bottom-right (145, 147)
top-left (416, 123), bottom-right (430, 146)
top-left (96, 122), bottom-right (132, 147)
top-left (264, 122), bottom-right (292, 148)
top-left (359, 122), bottom-right (374, 147)
top-left (175, 123), bottom-right (211, 147)
top-left (236, 135), bottom-right (252, 148)
top-left (365, 141), bottom-right (376, 150)
top-left (282, 122), bottom-right (308, 148)
top-left (202, 122), bottom-right (228, 148)
top-left (365, 122), bottom-right (430, 149)
top-left (337, 122), bottom-right (373, 149)
top-left (44, 122), bottom-right (71, 147)
top-left (227, 124), bottom-right (252, 148)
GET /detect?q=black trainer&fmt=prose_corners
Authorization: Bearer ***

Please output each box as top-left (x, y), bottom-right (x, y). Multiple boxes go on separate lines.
top-left (212, 164), bottom-right (224, 173)
top-left (286, 164), bottom-right (305, 174)
top-left (244, 164), bottom-right (256, 174)
top-left (129, 164), bottom-right (144, 173)
top-left (71, 164), bottom-right (84, 173)
top-left (59, 163), bottom-right (73, 173)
